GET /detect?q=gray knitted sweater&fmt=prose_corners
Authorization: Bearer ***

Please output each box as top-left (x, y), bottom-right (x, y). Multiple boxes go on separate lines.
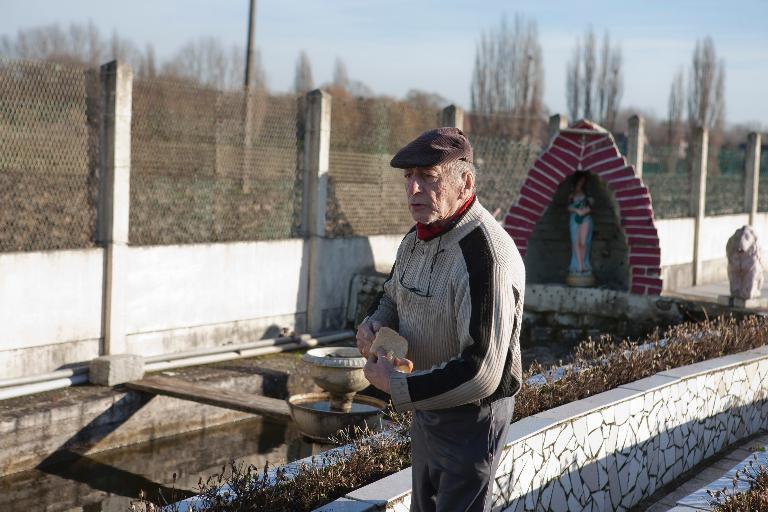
top-left (368, 199), bottom-right (525, 412)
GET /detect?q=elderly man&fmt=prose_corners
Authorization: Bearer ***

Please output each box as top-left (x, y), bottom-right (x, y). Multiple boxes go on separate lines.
top-left (358, 127), bottom-right (525, 512)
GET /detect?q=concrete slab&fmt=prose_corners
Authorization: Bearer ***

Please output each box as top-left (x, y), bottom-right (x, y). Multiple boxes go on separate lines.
top-left (89, 354), bottom-right (145, 386)
top-left (668, 276), bottom-right (768, 308)
top-left (345, 467), bottom-right (411, 504)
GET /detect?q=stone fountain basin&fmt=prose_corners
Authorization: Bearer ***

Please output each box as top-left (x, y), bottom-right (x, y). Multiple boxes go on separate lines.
top-left (288, 392), bottom-right (388, 441)
top-left (301, 347), bottom-right (368, 395)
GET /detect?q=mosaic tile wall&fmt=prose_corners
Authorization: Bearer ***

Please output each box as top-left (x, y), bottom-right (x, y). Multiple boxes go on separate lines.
top-left (376, 350), bottom-right (768, 512)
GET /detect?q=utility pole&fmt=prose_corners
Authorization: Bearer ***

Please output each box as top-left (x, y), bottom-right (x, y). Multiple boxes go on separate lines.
top-left (245, 0), bottom-right (257, 90)
top-left (243, 0), bottom-right (257, 192)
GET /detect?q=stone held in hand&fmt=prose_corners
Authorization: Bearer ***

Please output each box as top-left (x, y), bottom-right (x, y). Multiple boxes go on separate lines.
top-left (371, 327), bottom-right (412, 373)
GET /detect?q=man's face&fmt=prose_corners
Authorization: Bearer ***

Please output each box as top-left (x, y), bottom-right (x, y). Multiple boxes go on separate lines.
top-left (404, 165), bottom-right (466, 224)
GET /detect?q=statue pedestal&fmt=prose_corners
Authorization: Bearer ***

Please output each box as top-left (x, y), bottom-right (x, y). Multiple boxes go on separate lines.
top-left (565, 273), bottom-right (595, 287)
top-left (717, 295), bottom-right (768, 309)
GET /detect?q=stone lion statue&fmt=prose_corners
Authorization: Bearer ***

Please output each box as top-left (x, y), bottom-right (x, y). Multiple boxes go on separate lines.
top-left (726, 225), bottom-right (765, 299)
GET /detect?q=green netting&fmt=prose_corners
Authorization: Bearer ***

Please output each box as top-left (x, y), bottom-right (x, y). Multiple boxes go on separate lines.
top-left (759, 141), bottom-right (768, 212)
top-left (706, 146), bottom-right (747, 216)
top-left (641, 144), bottom-right (692, 219)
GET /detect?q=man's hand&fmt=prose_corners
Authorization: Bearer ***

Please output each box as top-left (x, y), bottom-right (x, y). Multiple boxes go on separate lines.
top-left (363, 350), bottom-right (394, 393)
top-left (356, 319), bottom-right (382, 358)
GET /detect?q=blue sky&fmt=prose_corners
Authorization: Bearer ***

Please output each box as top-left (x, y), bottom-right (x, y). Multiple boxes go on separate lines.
top-left (3, 0), bottom-right (767, 126)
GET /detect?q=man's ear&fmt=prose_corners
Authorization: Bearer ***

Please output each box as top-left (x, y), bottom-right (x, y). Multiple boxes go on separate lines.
top-left (463, 170), bottom-right (475, 196)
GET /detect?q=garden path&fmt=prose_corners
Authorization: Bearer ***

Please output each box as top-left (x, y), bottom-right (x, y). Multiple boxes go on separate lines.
top-left (635, 430), bottom-right (768, 511)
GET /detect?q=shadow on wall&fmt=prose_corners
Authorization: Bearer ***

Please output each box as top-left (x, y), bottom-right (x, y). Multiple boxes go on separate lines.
top-left (492, 398), bottom-right (767, 511)
top-left (525, 173), bottom-right (629, 290)
top-left (33, 393), bottom-right (195, 505)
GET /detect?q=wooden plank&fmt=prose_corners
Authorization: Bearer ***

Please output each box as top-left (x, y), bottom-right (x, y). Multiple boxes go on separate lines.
top-left (126, 375), bottom-right (291, 422)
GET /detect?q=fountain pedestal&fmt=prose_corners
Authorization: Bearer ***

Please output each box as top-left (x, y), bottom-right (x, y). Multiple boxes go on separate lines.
top-left (287, 347), bottom-right (387, 440)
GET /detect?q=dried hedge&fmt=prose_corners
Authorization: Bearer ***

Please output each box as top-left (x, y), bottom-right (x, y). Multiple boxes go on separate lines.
top-left (709, 454), bottom-right (768, 511)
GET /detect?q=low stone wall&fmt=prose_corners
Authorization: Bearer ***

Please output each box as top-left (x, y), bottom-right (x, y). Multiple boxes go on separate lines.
top-left (315, 346), bottom-right (768, 511)
top-left (0, 361), bottom-right (292, 476)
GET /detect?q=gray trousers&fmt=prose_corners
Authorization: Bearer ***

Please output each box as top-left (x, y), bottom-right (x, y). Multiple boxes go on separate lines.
top-left (410, 397), bottom-right (514, 512)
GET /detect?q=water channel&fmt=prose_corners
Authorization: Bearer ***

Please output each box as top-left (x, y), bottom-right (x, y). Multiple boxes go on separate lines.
top-left (0, 416), bottom-right (328, 512)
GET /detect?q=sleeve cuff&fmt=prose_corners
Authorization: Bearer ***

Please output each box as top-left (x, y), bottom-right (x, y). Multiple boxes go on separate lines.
top-left (389, 371), bottom-right (413, 412)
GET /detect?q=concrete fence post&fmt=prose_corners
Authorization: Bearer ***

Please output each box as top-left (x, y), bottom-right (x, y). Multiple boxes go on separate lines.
top-left (745, 132), bottom-right (762, 226)
top-left (302, 89), bottom-right (332, 334)
top-left (97, 61), bottom-right (133, 355)
top-left (441, 105), bottom-right (464, 130)
top-left (548, 114), bottom-right (567, 146)
top-left (627, 115), bottom-right (645, 179)
top-left (691, 126), bottom-right (709, 286)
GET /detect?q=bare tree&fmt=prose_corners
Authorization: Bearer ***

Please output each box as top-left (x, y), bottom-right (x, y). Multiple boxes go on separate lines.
top-left (603, 45), bottom-right (622, 130)
top-left (1, 21), bottom-right (106, 66)
top-left (566, 42), bottom-right (581, 122)
top-left (405, 89), bottom-right (449, 110)
top-left (137, 43), bottom-right (157, 79)
top-left (687, 36), bottom-right (725, 133)
top-left (595, 33), bottom-right (622, 130)
top-left (469, 14), bottom-right (545, 139)
top-left (667, 68), bottom-right (685, 146)
top-left (332, 57), bottom-right (349, 92)
top-left (163, 37), bottom-right (262, 90)
top-left (566, 29), bottom-right (622, 128)
top-left (582, 28), bottom-right (596, 120)
top-left (293, 50), bottom-right (314, 94)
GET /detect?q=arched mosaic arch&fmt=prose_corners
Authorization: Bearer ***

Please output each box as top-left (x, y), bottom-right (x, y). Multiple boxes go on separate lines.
top-left (503, 120), bottom-right (662, 295)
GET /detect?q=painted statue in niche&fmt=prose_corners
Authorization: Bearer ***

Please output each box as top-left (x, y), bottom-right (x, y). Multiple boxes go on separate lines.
top-left (566, 171), bottom-right (596, 287)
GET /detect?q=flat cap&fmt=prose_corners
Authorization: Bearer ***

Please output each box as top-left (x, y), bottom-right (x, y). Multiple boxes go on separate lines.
top-left (390, 127), bottom-right (473, 169)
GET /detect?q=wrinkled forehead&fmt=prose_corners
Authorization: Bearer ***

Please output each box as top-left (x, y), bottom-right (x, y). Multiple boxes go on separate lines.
top-left (405, 165), bottom-right (444, 175)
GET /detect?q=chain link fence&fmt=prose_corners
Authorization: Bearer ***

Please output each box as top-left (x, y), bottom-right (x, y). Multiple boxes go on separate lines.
top-left (3, 56), bottom-right (765, 250)
top-left (641, 144), bottom-right (693, 219)
top-left (469, 135), bottom-right (540, 219)
top-left (129, 79), bottom-right (302, 245)
top-left (465, 113), bottom-right (545, 219)
top-left (0, 59), bottom-right (100, 252)
top-left (326, 97), bottom-right (440, 237)
top-left (705, 145), bottom-right (747, 216)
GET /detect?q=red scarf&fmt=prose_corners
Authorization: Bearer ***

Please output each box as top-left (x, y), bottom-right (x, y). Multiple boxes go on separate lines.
top-left (416, 195), bottom-right (475, 241)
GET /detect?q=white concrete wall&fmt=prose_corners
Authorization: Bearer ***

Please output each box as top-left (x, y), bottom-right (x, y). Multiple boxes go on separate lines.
top-left (0, 249), bottom-right (104, 378)
top-left (656, 218), bottom-right (695, 267)
top-left (124, 239), bottom-right (308, 356)
top-left (656, 213), bottom-right (768, 289)
top-left (0, 234), bottom-right (407, 379)
top-left (310, 234), bottom-right (402, 332)
top-left (699, 214), bottom-right (751, 262)
top-left (4, 213), bottom-right (768, 379)
top-left (752, 212), bottom-right (768, 247)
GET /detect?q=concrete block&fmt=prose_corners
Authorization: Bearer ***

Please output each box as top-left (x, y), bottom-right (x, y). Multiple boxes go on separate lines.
top-left (89, 354), bottom-right (145, 386)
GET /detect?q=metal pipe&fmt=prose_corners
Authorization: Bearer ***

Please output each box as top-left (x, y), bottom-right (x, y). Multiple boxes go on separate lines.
top-left (144, 333), bottom-right (350, 372)
top-left (144, 333), bottom-right (315, 363)
top-left (0, 330), bottom-right (354, 400)
top-left (0, 365), bottom-right (89, 389)
top-left (0, 374), bottom-right (90, 401)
